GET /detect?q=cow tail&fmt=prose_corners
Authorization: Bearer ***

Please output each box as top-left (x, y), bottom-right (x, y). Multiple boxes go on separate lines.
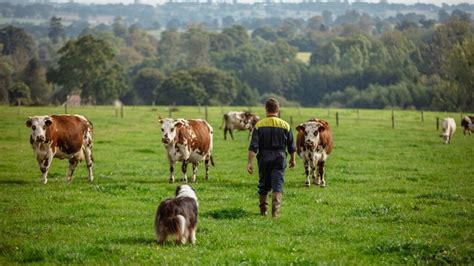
top-left (219, 115), bottom-right (226, 129)
top-left (210, 154), bottom-right (215, 166)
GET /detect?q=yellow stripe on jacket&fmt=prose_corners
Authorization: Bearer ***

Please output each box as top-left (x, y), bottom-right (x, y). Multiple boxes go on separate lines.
top-left (255, 117), bottom-right (290, 131)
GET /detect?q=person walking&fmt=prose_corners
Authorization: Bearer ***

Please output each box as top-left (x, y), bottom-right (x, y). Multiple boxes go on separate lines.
top-left (247, 98), bottom-right (296, 218)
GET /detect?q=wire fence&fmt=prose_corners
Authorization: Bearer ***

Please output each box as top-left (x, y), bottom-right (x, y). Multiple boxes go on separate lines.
top-left (14, 102), bottom-right (469, 133)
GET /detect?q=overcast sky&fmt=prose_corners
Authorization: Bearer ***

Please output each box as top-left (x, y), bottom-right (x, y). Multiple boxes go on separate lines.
top-left (62, 0), bottom-right (474, 5)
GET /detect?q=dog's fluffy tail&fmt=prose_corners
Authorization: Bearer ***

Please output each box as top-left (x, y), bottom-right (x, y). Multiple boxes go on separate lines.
top-left (162, 215), bottom-right (185, 235)
top-left (176, 215), bottom-right (186, 236)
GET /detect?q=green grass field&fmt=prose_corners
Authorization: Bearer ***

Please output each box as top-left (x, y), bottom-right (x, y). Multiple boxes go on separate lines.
top-left (0, 105), bottom-right (472, 264)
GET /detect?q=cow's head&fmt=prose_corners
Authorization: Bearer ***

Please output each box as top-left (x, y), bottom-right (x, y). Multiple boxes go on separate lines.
top-left (440, 133), bottom-right (450, 144)
top-left (243, 112), bottom-right (259, 128)
top-left (26, 116), bottom-right (52, 143)
top-left (159, 118), bottom-right (186, 144)
top-left (296, 121), bottom-right (325, 148)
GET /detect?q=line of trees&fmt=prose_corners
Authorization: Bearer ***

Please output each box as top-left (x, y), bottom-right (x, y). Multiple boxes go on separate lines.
top-left (0, 7), bottom-right (473, 111)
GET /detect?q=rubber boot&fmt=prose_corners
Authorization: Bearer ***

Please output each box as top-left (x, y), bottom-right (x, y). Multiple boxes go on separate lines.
top-left (259, 194), bottom-right (268, 216)
top-left (272, 192), bottom-right (282, 218)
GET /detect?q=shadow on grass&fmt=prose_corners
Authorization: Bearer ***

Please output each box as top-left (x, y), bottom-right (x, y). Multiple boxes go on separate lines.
top-left (0, 179), bottom-right (30, 185)
top-left (112, 235), bottom-right (156, 246)
top-left (203, 207), bottom-right (251, 219)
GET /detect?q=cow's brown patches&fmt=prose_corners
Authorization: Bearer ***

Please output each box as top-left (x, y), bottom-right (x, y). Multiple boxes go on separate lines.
top-left (46, 115), bottom-right (90, 155)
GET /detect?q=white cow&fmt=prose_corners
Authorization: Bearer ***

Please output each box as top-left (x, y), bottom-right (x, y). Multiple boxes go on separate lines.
top-left (440, 118), bottom-right (456, 144)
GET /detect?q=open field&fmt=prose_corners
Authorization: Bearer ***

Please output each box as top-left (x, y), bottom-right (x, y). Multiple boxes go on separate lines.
top-left (0, 105), bottom-right (473, 264)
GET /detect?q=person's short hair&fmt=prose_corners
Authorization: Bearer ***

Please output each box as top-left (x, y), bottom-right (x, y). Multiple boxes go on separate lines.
top-left (265, 98), bottom-right (280, 113)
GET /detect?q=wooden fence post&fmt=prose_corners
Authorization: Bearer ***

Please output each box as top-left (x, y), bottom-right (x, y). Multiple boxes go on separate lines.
top-left (357, 109), bottom-right (360, 119)
top-left (64, 104), bottom-right (68, 114)
top-left (436, 117), bottom-right (439, 130)
top-left (290, 116), bottom-right (293, 127)
top-left (168, 106), bottom-right (172, 118)
top-left (120, 105), bottom-right (124, 118)
top-left (205, 105), bottom-right (208, 121)
top-left (391, 110), bottom-right (395, 129)
top-left (17, 99), bottom-right (21, 115)
top-left (115, 108), bottom-right (118, 118)
top-left (421, 111), bottom-right (424, 123)
top-left (198, 104), bottom-right (201, 114)
top-left (336, 112), bottom-right (339, 126)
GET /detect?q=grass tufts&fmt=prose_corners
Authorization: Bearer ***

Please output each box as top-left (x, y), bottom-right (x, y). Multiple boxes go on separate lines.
top-left (415, 192), bottom-right (466, 202)
top-left (369, 240), bottom-right (470, 264)
top-left (203, 207), bottom-right (250, 219)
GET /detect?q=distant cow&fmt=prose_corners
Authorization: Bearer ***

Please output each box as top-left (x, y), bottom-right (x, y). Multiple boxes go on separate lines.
top-left (296, 118), bottom-right (333, 187)
top-left (461, 116), bottom-right (474, 135)
top-left (159, 118), bottom-right (214, 183)
top-left (26, 115), bottom-right (94, 184)
top-left (220, 111), bottom-right (259, 140)
top-left (440, 117), bottom-right (456, 144)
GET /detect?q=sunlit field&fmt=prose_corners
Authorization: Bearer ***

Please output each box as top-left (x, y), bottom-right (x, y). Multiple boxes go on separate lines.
top-left (0, 105), bottom-right (472, 264)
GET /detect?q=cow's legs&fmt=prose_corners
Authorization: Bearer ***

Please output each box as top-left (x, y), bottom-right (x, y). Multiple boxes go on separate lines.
top-left (169, 161), bottom-right (176, 183)
top-left (304, 160), bottom-right (310, 187)
top-left (66, 159), bottom-right (79, 183)
top-left (317, 160), bottom-right (326, 187)
top-left (223, 128), bottom-right (228, 140)
top-left (311, 168), bottom-right (317, 185)
top-left (181, 161), bottom-right (188, 182)
top-left (83, 130), bottom-right (94, 182)
top-left (229, 129), bottom-right (235, 140)
top-left (37, 156), bottom-right (52, 184)
top-left (83, 146), bottom-right (94, 183)
top-left (191, 162), bottom-right (198, 183)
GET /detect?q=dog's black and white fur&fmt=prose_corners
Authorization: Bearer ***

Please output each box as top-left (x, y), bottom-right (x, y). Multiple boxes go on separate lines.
top-left (155, 185), bottom-right (198, 245)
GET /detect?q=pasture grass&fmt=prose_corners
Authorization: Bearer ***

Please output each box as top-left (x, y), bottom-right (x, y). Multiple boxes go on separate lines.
top-left (0, 105), bottom-right (473, 264)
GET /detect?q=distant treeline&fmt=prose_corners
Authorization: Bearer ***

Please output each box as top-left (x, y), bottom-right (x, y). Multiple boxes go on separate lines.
top-left (0, 2), bottom-right (473, 111)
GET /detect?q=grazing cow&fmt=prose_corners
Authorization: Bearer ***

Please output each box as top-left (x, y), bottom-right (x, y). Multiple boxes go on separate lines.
top-left (220, 111), bottom-right (259, 140)
top-left (26, 115), bottom-right (94, 184)
top-left (440, 117), bottom-right (456, 144)
top-left (296, 118), bottom-right (333, 187)
top-left (159, 118), bottom-right (214, 183)
top-left (461, 116), bottom-right (474, 135)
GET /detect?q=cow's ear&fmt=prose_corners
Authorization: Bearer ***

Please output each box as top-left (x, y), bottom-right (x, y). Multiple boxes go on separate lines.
top-left (296, 124), bottom-right (305, 132)
top-left (158, 116), bottom-right (163, 124)
top-left (174, 121), bottom-right (184, 129)
top-left (44, 117), bottom-right (52, 126)
top-left (26, 117), bottom-right (32, 128)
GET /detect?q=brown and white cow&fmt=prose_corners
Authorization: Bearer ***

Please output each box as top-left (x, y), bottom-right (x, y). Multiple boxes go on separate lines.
top-left (159, 118), bottom-right (214, 183)
top-left (296, 118), bottom-right (333, 187)
top-left (26, 115), bottom-right (94, 184)
top-left (220, 111), bottom-right (259, 140)
top-left (461, 116), bottom-right (474, 135)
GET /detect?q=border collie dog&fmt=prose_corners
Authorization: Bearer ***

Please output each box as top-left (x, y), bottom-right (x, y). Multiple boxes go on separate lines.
top-left (155, 185), bottom-right (198, 245)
